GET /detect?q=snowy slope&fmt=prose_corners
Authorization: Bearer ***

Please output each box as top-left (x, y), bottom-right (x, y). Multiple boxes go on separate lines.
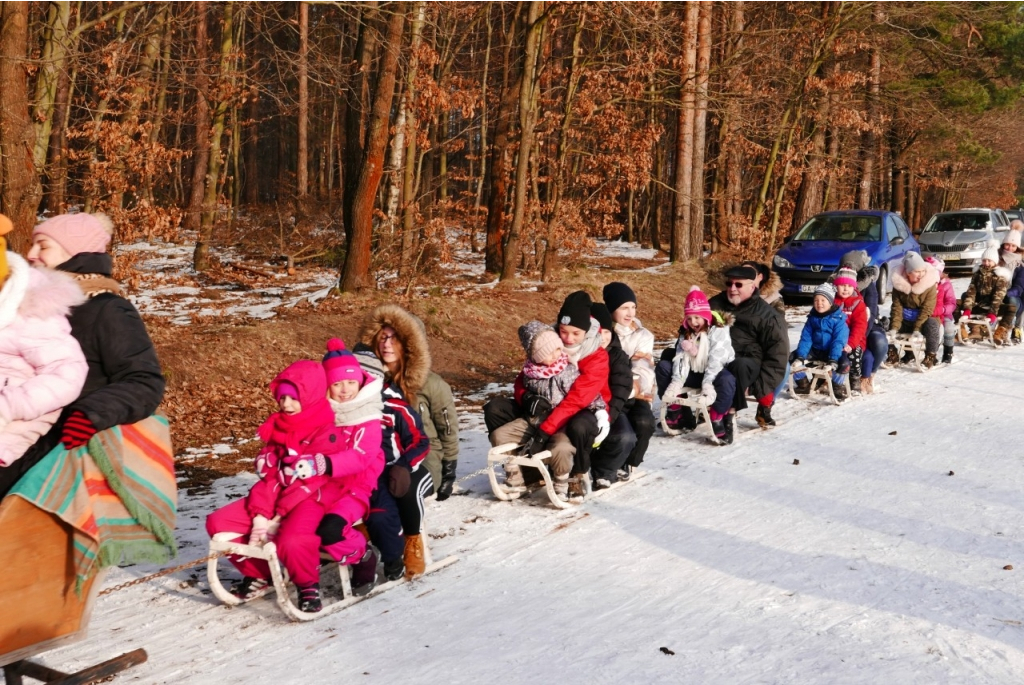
top-left (14, 312), bottom-right (1024, 684)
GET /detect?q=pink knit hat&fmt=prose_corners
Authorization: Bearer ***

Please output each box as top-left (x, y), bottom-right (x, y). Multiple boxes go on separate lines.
top-left (834, 267), bottom-right (858, 288)
top-left (32, 213), bottom-right (113, 256)
top-left (322, 338), bottom-right (366, 386)
top-left (531, 329), bottom-right (563, 364)
top-left (684, 285), bottom-right (712, 324)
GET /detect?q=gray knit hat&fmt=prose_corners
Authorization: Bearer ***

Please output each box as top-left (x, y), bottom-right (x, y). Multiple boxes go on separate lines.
top-left (903, 251), bottom-right (926, 273)
top-left (813, 282), bottom-right (836, 306)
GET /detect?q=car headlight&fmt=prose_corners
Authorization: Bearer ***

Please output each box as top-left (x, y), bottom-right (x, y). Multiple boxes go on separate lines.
top-left (968, 240), bottom-right (987, 251)
top-left (773, 255), bottom-right (793, 269)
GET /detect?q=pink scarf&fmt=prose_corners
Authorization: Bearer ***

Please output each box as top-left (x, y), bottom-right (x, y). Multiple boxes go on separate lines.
top-left (257, 397), bottom-right (336, 455)
top-left (523, 352), bottom-right (570, 380)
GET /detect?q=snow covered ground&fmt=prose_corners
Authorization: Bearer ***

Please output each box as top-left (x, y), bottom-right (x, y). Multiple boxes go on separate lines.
top-left (23, 306), bottom-right (1024, 684)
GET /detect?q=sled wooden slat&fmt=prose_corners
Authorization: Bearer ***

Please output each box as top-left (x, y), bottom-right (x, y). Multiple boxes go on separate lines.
top-left (0, 497), bottom-right (101, 667)
top-left (3, 648), bottom-right (147, 685)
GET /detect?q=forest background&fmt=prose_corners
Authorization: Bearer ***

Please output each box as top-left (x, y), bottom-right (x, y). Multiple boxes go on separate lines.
top-left (1, 1), bottom-right (1023, 466)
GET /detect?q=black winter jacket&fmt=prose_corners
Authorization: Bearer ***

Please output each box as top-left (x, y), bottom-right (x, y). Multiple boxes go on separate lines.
top-left (606, 333), bottom-right (634, 423)
top-left (707, 290), bottom-right (789, 399)
top-left (56, 253), bottom-right (166, 431)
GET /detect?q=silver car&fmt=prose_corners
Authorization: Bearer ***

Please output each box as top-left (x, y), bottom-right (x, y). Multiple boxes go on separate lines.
top-left (917, 208), bottom-right (1010, 274)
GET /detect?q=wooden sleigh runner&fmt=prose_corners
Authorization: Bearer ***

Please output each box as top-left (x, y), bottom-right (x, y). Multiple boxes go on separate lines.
top-left (0, 496), bottom-right (147, 684)
top-left (207, 527), bottom-right (458, 622)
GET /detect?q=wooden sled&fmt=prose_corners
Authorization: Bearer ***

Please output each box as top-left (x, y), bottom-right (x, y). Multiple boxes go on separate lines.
top-left (956, 315), bottom-right (997, 347)
top-left (788, 361), bottom-right (851, 404)
top-left (207, 529), bottom-right (458, 622)
top-left (659, 390), bottom-right (721, 444)
top-left (887, 332), bottom-right (929, 372)
top-left (0, 496), bottom-right (148, 681)
top-left (486, 443), bottom-right (574, 509)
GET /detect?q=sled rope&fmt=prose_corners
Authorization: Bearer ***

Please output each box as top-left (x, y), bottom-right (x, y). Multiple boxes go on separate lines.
top-left (98, 552), bottom-right (223, 597)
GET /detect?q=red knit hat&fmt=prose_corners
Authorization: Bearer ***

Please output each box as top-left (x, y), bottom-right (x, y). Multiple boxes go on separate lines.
top-left (322, 338), bottom-right (366, 386)
top-left (684, 285), bottom-right (712, 324)
top-left (32, 212), bottom-right (113, 256)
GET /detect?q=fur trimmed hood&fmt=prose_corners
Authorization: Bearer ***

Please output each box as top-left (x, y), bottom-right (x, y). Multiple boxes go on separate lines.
top-left (759, 272), bottom-right (783, 303)
top-left (891, 262), bottom-right (939, 295)
top-left (359, 304), bottom-right (431, 398)
top-left (0, 253), bottom-right (85, 329)
top-left (994, 266), bottom-right (1013, 283)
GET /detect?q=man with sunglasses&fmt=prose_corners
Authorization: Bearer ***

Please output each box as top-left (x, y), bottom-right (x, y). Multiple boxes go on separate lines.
top-left (708, 264), bottom-right (790, 427)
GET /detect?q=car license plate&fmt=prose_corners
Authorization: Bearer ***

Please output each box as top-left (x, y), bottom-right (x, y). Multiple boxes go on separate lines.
top-left (800, 284), bottom-right (817, 293)
top-left (944, 256), bottom-right (961, 263)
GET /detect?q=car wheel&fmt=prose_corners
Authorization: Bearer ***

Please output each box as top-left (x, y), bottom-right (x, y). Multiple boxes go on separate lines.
top-left (876, 265), bottom-right (888, 304)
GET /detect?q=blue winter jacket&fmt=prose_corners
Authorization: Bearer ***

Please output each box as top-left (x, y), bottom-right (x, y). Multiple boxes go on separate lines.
top-left (1007, 265), bottom-right (1024, 300)
top-left (795, 305), bottom-right (849, 362)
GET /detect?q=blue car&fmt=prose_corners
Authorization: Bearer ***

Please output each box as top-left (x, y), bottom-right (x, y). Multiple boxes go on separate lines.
top-left (772, 210), bottom-right (920, 301)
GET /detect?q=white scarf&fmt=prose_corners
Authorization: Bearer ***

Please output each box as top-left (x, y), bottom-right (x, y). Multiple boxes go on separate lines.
top-left (686, 330), bottom-right (711, 373)
top-left (329, 377), bottom-right (385, 426)
top-left (563, 318), bottom-right (602, 365)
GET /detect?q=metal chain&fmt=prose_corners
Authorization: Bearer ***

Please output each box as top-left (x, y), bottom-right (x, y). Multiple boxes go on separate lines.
top-left (98, 552), bottom-right (223, 597)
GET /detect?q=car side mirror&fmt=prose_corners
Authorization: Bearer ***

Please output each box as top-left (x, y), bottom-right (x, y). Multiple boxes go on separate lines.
top-left (889, 236), bottom-right (904, 246)
top-left (782, 235), bottom-right (792, 244)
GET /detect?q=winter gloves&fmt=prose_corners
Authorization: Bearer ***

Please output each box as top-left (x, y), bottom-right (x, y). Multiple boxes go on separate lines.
top-left (594, 409), bottom-right (611, 447)
top-left (520, 426), bottom-right (550, 457)
top-left (436, 459), bottom-right (458, 501)
top-left (388, 464), bottom-right (412, 498)
top-left (61, 411), bottom-right (98, 450)
top-left (292, 453), bottom-right (329, 480)
top-left (521, 392), bottom-right (553, 425)
top-left (987, 313), bottom-right (998, 324)
top-left (249, 515), bottom-right (271, 546)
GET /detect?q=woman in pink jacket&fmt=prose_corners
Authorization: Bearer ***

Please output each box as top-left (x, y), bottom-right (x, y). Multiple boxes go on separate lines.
top-left (0, 215), bottom-right (88, 469)
top-left (206, 360), bottom-right (357, 613)
top-left (320, 338), bottom-right (385, 596)
top-left (926, 256), bottom-right (958, 364)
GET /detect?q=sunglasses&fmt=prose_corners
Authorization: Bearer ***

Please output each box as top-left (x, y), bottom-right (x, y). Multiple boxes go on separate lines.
top-left (725, 280), bottom-right (750, 289)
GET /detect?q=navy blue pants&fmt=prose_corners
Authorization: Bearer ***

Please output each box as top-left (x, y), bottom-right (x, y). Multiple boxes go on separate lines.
top-left (367, 466), bottom-right (433, 564)
top-left (679, 369), bottom-right (737, 416)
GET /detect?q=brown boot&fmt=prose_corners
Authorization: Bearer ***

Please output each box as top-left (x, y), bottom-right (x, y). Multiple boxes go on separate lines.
top-left (994, 324), bottom-right (1010, 346)
top-left (403, 534), bottom-right (426, 579)
top-left (860, 376), bottom-right (874, 395)
top-left (922, 352), bottom-right (938, 369)
top-left (959, 321), bottom-right (971, 341)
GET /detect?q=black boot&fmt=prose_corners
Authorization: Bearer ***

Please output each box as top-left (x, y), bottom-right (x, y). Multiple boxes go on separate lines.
top-left (435, 459), bottom-right (458, 501)
top-left (900, 349), bottom-right (916, 365)
top-left (720, 413), bottom-right (735, 445)
top-left (850, 375), bottom-right (861, 393)
top-left (794, 376), bottom-right (811, 395)
top-left (383, 557), bottom-right (404, 582)
top-left (351, 546), bottom-right (379, 596)
top-left (941, 345), bottom-right (953, 364)
top-left (886, 345), bottom-right (900, 365)
top-left (755, 403), bottom-right (775, 428)
top-left (297, 583), bottom-right (322, 613)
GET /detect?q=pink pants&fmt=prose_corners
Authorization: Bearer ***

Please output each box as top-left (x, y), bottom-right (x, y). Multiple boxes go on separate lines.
top-left (206, 497), bottom-right (366, 587)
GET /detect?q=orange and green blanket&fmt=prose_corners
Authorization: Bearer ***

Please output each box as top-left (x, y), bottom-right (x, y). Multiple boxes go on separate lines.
top-left (9, 415), bottom-right (177, 590)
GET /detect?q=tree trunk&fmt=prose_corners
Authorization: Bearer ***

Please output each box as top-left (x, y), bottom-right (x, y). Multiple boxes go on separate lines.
top-left (343, 3), bottom-right (378, 245)
top-left (717, 1), bottom-right (744, 247)
top-left (689, 0), bottom-right (711, 259)
top-left (32, 1), bottom-right (71, 176)
top-left (186, 1), bottom-right (211, 232)
top-left (193, 2), bottom-right (233, 271)
top-left (857, 7), bottom-right (882, 209)
top-left (472, 6), bottom-right (493, 253)
top-left (500, 1), bottom-right (545, 281)
top-left (340, 7), bottom-right (405, 292)
top-left (671, 2), bottom-right (698, 262)
top-left (484, 7), bottom-right (522, 274)
top-left (0, 2), bottom-right (43, 251)
top-left (400, 1), bottom-right (427, 272)
top-left (297, 2), bottom-right (309, 199)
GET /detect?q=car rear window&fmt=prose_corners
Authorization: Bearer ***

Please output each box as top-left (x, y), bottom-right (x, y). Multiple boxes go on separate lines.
top-left (793, 215), bottom-right (882, 242)
top-left (923, 213), bottom-right (990, 232)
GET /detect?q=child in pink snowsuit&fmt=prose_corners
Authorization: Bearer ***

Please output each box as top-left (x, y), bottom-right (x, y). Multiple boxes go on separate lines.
top-left (319, 338), bottom-right (386, 594)
top-left (206, 360), bottom-right (349, 613)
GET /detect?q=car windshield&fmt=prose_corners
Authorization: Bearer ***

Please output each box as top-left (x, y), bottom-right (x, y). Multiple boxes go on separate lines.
top-left (923, 213), bottom-right (990, 233)
top-left (792, 215), bottom-right (882, 242)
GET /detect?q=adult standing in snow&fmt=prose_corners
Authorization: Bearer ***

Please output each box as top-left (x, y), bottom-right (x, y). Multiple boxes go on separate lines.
top-left (0, 212), bottom-right (165, 497)
top-left (708, 264), bottom-right (789, 428)
top-left (360, 304), bottom-right (460, 502)
top-left (602, 282), bottom-right (655, 475)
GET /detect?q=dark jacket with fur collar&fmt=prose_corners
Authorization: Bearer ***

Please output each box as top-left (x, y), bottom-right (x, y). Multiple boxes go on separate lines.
top-left (359, 304), bottom-right (458, 488)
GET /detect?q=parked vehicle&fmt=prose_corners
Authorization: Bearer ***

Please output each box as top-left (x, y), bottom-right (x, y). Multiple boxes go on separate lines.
top-left (1006, 208), bottom-right (1023, 223)
top-left (772, 210), bottom-right (920, 302)
top-left (916, 208), bottom-right (1011, 275)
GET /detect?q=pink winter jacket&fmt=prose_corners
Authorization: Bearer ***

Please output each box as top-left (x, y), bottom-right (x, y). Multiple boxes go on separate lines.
top-left (932, 277), bottom-right (957, 323)
top-left (0, 254), bottom-right (88, 466)
top-left (325, 377), bottom-right (386, 512)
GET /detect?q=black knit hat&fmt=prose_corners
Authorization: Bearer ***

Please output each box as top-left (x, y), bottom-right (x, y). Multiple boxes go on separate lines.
top-left (557, 290), bottom-right (593, 331)
top-left (590, 302), bottom-right (613, 331)
top-left (602, 282), bottom-right (636, 315)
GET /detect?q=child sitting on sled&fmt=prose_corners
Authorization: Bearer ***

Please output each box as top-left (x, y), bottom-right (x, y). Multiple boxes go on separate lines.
top-left (831, 268), bottom-right (868, 393)
top-left (660, 286), bottom-right (737, 443)
top-left (206, 360), bottom-right (354, 613)
top-left (961, 241), bottom-right (1016, 345)
top-left (791, 282), bottom-right (851, 401)
top-left (318, 339), bottom-right (386, 597)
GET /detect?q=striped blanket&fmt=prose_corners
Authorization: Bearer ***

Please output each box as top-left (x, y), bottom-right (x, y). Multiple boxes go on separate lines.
top-left (9, 415), bottom-right (177, 590)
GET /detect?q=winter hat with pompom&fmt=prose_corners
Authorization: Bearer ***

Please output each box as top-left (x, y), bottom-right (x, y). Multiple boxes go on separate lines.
top-left (903, 251), bottom-right (926, 273)
top-left (351, 342), bottom-right (386, 380)
top-left (925, 255), bottom-right (945, 273)
top-left (684, 285), bottom-right (712, 324)
top-left (32, 212), bottom-right (113, 256)
top-left (814, 282), bottom-right (837, 306)
top-left (322, 338), bottom-right (365, 386)
top-left (981, 239), bottom-right (1000, 264)
top-left (833, 267), bottom-right (858, 289)
top-left (1003, 229), bottom-right (1022, 249)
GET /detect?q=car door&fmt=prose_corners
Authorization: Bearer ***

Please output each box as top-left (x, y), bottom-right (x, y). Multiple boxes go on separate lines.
top-left (883, 215), bottom-right (903, 270)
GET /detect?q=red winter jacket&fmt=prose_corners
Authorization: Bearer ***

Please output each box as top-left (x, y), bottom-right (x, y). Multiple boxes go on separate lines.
top-left (834, 291), bottom-right (867, 351)
top-left (515, 346), bottom-right (611, 435)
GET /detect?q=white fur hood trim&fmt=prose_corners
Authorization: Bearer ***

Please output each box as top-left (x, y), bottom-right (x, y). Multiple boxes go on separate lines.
top-left (891, 262), bottom-right (939, 295)
top-left (0, 253), bottom-right (85, 329)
